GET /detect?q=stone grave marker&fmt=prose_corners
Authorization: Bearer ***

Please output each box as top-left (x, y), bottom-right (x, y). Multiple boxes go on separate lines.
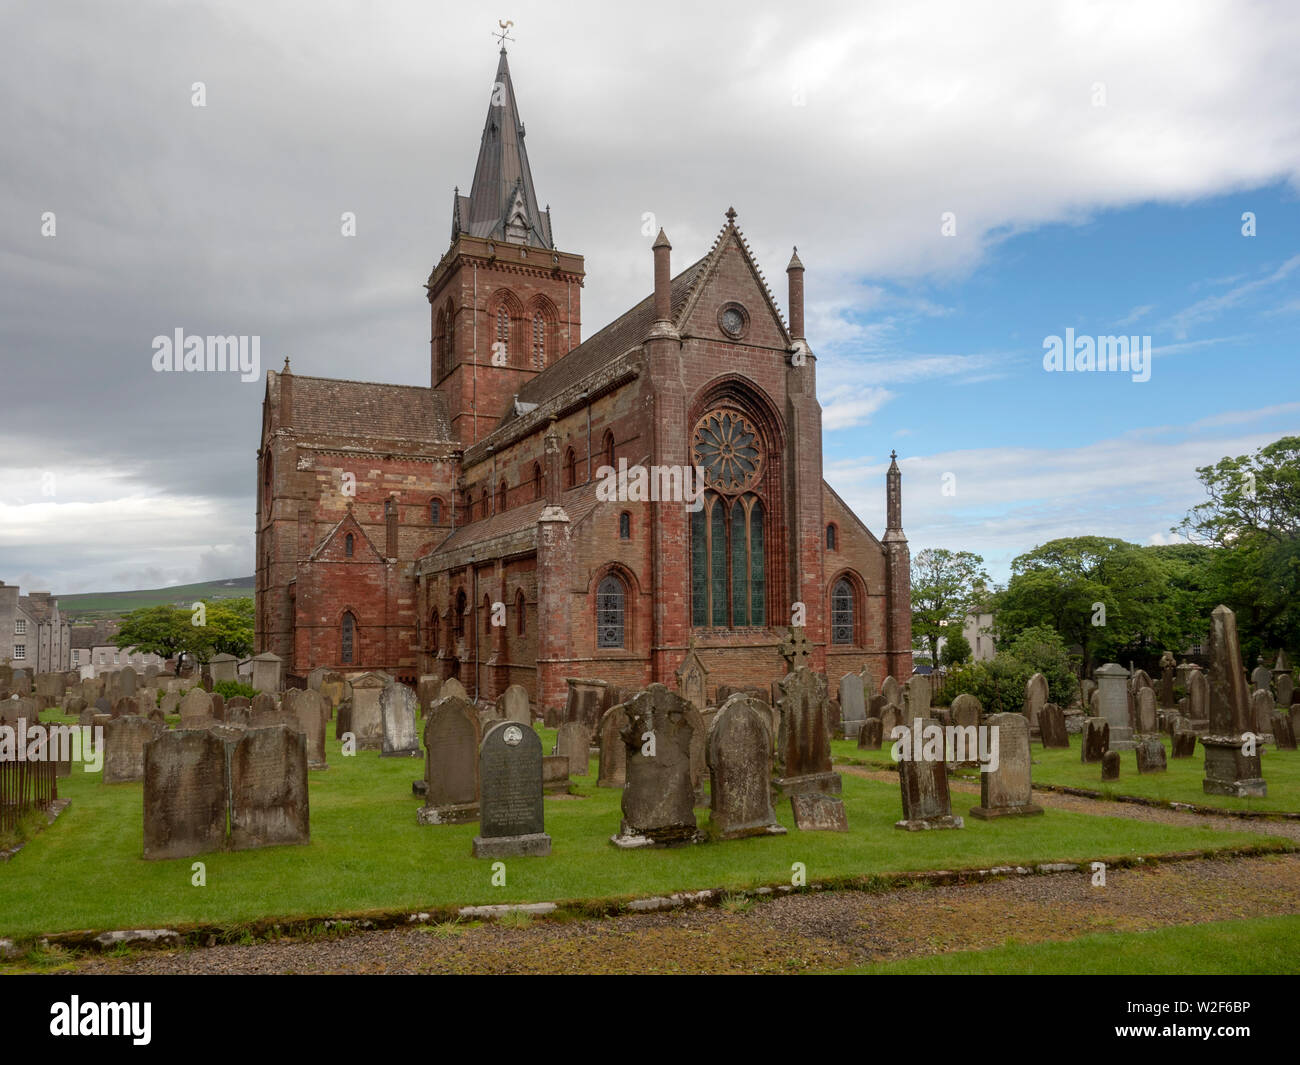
top-left (349, 673), bottom-right (387, 750)
top-left (103, 716), bottom-right (164, 783)
top-left (1081, 717), bottom-right (1109, 763)
top-left (1136, 737), bottom-right (1167, 773)
top-left (597, 703), bottom-right (629, 788)
top-left (417, 696), bottom-right (481, 824)
top-left (473, 721), bottom-right (550, 858)
top-left (970, 713), bottom-right (1043, 819)
top-left (209, 653), bottom-right (238, 683)
top-left (857, 717), bottom-right (883, 750)
top-left (142, 729), bottom-right (229, 860)
top-left (1250, 657), bottom-right (1273, 693)
top-left (838, 672), bottom-right (866, 740)
top-left (294, 688), bottom-right (329, 769)
top-left (1187, 667), bottom-right (1209, 723)
top-left (675, 642), bottom-right (709, 709)
top-left (250, 652), bottom-right (282, 694)
top-left (564, 678), bottom-right (610, 735)
top-left (706, 695), bottom-right (786, 839)
top-left (440, 677), bottom-right (468, 702)
top-left (896, 717), bottom-right (963, 831)
top-left (1250, 689), bottom-right (1274, 736)
top-left (1024, 672), bottom-right (1048, 732)
top-left (1136, 687), bottom-right (1158, 734)
top-left (178, 689), bottom-right (213, 729)
top-left (1159, 651), bottom-right (1177, 708)
top-left (611, 684), bottom-right (699, 847)
top-left (1095, 663), bottom-right (1137, 750)
top-left (1202, 604), bottom-right (1266, 798)
top-left (496, 684), bottom-right (530, 725)
top-left (380, 682), bottom-right (422, 758)
top-left (542, 755), bottom-right (571, 794)
top-left (1172, 730), bottom-right (1197, 758)
top-left (416, 674), bottom-right (442, 714)
top-left (1039, 703), bottom-right (1069, 748)
top-left (554, 720), bottom-right (590, 777)
top-left (228, 725), bottom-right (310, 850)
top-left (1271, 712), bottom-right (1296, 751)
top-left (1101, 750), bottom-right (1120, 781)
top-left (774, 667), bottom-right (840, 796)
top-left (790, 792), bottom-right (848, 832)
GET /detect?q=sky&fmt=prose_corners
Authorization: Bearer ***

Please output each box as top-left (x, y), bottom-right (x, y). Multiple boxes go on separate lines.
top-left (1, 0), bottom-right (1298, 594)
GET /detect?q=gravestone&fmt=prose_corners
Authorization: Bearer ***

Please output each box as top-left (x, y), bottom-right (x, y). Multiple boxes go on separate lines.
top-left (1088, 689), bottom-right (1100, 715)
top-left (1136, 737), bottom-right (1167, 773)
top-left (348, 673), bottom-right (386, 750)
top-left (1250, 657), bottom-right (1273, 693)
top-left (117, 667), bottom-right (139, 699)
top-left (250, 692), bottom-right (276, 716)
top-left (879, 703), bottom-right (903, 743)
top-left (1202, 604), bottom-right (1266, 798)
top-left (1024, 672), bottom-right (1048, 732)
top-left (307, 665), bottom-right (330, 692)
top-left (440, 677), bottom-right (468, 702)
top-left (611, 684), bottom-right (699, 847)
top-left (675, 643), bottom-right (709, 709)
top-left (65, 694), bottom-right (87, 717)
top-left (1095, 663), bottom-right (1137, 750)
top-left (1136, 687), bottom-right (1158, 734)
top-left (542, 755), bottom-right (571, 794)
top-left (250, 652), bottom-right (282, 694)
top-left (774, 667), bottom-right (840, 796)
top-left (417, 696), bottom-right (481, 824)
top-left (112, 696), bottom-right (139, 718)
top-left (496, 684), bottom-right (530, 725)
top-left (1081, 717), bottom-right (1109, 763)
top-left (209, 653), bottom-right (238, 683)
top-left (881, 674), bottom-right (901, 708)
top-left (229, 726), bottom-right (310, 850)
top-left (778, 625), bottom-right (813, 672)
top-left (473, 721), bottom-right (551, 858)
top-left (907, 674), bottom-right (931, 717)
top-left (565, 678), bottom-right (610, 735)
top-left (597, 703), bottom-right (629, 787)
top-left (102, 716), bottom-right (164, 783)
top-left (1172, 730), bottom-right (1197, 758)
top-left (1101, 750), bottom-right (1120, 781)
top-left (790, 792), bottom-right (848, 832)
top-left (380, 682), bottom-right (422, 757)
top-left (178, 689), bottom-right (213, 729)
top-left (142, 729), bottom-right (229, 860)
top-left (1270, 712), bottom-right (1296, 751)
top-left (857, 717), bottom-right (883, 750)
top-left (951, 693), bottom-right (982, 730)
top-left (1187, 668), bottom-right (1209, 723)
top-left (160, 691), bottom-right (181, 717)
top-left (1039, 703), bottom-right (1069, 748)
top-left (706, 695), bottom-right (786, 839)
top-left (970, 713), bottom-right (1043, 819)
top-left (554, 720), bottom-right (590, 777)
top-left (837, 672), bottom-right (866, 740)
top-left (896, 717), bottom-right (963, 831)
top-left (1159, 651), bottom-right (1177, 707)
top-left (320, 673), bottom-right (349, 717)
top-left (294, 688), bottom-right (329, 769)
top-left (416, 674), bottom-right (442, 714)
top-left (1277, 673), bottom-right (1295, 710)
top-left (1250, 690), bottom-right (1274, 736)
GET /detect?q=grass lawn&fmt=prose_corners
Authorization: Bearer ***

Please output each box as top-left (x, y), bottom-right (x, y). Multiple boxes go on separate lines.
top-left (832, 730), bottom-right (1300, 814)
top-left (0, 718), bottom-right (1284, 940)
top-left (832, 914), bottom-right (1300, 974)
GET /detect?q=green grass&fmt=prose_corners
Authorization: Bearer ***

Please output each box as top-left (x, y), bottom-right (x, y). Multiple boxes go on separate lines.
top-left (833, 915), bottom-right (1300, 974)
top-left (0, 718), bottom-right (1283, 940)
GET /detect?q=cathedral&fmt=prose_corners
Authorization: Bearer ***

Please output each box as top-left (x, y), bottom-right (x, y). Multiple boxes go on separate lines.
top-left (255, 45), bottom-right (912, 712)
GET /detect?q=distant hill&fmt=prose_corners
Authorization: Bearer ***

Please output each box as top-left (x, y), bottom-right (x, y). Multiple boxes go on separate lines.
top-left (58, 577), bottom-right (255, 621)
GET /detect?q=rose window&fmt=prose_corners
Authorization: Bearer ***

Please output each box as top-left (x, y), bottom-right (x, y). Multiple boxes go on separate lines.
top-left (691, 410), bottom-right (762, 493)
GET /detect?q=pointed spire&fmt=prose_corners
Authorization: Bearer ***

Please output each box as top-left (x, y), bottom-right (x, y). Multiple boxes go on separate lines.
top-left (460, 48), bottom-right (552, 248)
top-left (886, 451), bottom-right (903, 536)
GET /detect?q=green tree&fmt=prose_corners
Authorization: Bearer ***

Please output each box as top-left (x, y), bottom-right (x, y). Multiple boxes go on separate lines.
top-left (911, 548), bottom-right (991, 666)
top-left (939, 632), bottom-right (972, 667)
top-left (1004, 625), bottom-right (1076, 705)
top-left (112, 605), bottom-right (190, 663)
top-left (112, 598), bottom-right (254, 673)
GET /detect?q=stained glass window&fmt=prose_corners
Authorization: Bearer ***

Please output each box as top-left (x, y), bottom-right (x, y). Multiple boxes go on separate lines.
top-left (341, 612), bottom-right (356, 663)
top-left (692, 410), bottom-right (762, 493)
top-left (344, 533), bottom-right (354, 557)
top-left (831, 579), bottom-right (854, 645)
top-left (691, 491), bottom-right (765, 628)
top-left (597, 575), bottom-right (624, 648)
top-left (532, 313), bottom-right (545, 368)
top-left (619, 511), bottom-right (630, 539)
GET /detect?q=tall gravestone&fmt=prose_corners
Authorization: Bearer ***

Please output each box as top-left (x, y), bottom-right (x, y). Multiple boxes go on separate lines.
top-left (417, 674), bottom-right (443, 715)
top-left (1250, 657), bottom-right (1273, 693)
top-left (554, 721), bottom-right (590, 777)
top-left (178, 689), bottom-right (213, 729)
top-left (229, 726), bottom-right (310, 850)
top-left (496, 684), bottom-right (530, 725)
top-left (596, 703), bottom-right (629, 787)
top-left (838, 672), bottom-right (866, 740)
top-left (142, 729), bottom-right (229, 860)
top-left (417, 695), bottom-right (481, 824)
top-left (250, 652), bottom-right (282, 694)
top-left (1250, 690), bottom-right (1274, 737)
top-left (1202, 605), bottom-right (1266, 797)
top-left (881, 674), bottom-right (901, 708)
top-left (209, 653), bottom-right (238, 683)
top-left (611, 684), bottom-right (699, 847)
top-left (565, 678), bottom-right (610, 735)
top-left (896, 717), bottom-right (963, 831)
top-left (1159, 651), bottom-right (1177, 708)
top-left (1039, 703), bottom-right (1069, 748)
top-left (348, 673), bottom-right (386, 750)
top-left (1081, 717), bottom-right (1109, 763)
top-left (706, 695), bottom-right (786, 839)
top-left (103, 716), bottom-right (164, 783)
top-left (294, 688), bottom-right (329, 769)
top-left (907, 674), bottom-right (931, 717)
top-left (1024, 672), bottom-right (1048, 733)
top-left (473, 722), bottom-right (550, 858)
top-left (774, 667), bottom-right (840, 796)
top-left (380, 682), bottom-right (422, 757)
top-left (1095, 663), bottom-right (1137, 750)
top-left (970, 713), bottom-right (1043, 819)
top-left (1187, 668), bottom-right (1209, 724)
top-left (1135, 687), bottom-right (1158, 735)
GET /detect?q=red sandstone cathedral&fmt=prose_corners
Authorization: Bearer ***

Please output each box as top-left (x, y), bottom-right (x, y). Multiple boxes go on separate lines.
top-left (256, 46), bottom-right (912, 711)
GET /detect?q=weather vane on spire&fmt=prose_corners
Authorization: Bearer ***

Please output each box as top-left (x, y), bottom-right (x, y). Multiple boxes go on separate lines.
top-left (493, 19), bottom-right (515, 50)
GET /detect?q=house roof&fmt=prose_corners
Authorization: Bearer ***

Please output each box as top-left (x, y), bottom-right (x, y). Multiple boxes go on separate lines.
top-left (426, 476), bottom-right (606, 559)
top-left (287, 374), bottom-right (452, 444)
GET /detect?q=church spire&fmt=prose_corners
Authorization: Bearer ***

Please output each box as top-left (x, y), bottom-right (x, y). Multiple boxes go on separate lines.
top-left (453, 45), bottom-right (553, 249)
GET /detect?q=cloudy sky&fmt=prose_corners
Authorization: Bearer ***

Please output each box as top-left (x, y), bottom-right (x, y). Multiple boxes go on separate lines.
top-left (2, 0), bottom-right (1298, 593)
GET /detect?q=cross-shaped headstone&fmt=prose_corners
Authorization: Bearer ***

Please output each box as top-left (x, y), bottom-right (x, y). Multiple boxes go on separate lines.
top-left (779, 626), bottom-right (812, 671)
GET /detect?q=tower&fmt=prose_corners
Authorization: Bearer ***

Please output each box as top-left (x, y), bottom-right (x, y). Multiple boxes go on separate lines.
top-left (427, 45), bottom-right (585, 447)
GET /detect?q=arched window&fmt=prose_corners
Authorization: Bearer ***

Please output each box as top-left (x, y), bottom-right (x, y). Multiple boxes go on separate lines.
top-left (496, 305), bottom-right (510, 363)
top-left (564, 447), bottom-right (576, 489)
top-left (619, 511), bottom-right (631, 539)
top-left (454, 589), bottom-right (467, 638)
top-left (262, 453), bottom-right (272, 517)
top-left (831, 578), bottom-right (855, 645)
top-left (430, 498), bottom-right (442, 524)
top-left (341, 611), bottom-right (356, 664)
top-left (596, 575), bottom-right (625, 648)
top-left (532, 462), bottom-right (542, 501)
top-left (480, 488), bottom-right (488, 520)
top-left (429, 610), bottom-right (439, 652)
top-left (344, 533), bottom-right (354, 557)
top-left (691, 492), bottom-right (765, 628)
top-left (444, 299), bottom-right (455, 373)
top-left (532, 313), bottom-right (546, 369)
top-left (498, 479), bottom-right (508, 512)
top-left (384, 498), bottom-right (395, 519)
top-left (463, 489), bottom-right (472, 519)
top-left (602, 430), bottom-right (615, 469)
top-left (826, 523), bottom-right (837, 550)
top-left (434, 309), bottom-right (446, 379)
top-left (515, 589), bottom-right (526, 635)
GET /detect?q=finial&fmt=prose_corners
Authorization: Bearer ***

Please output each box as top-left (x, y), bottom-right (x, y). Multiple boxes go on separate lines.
top-left (283, 357), bottom-right (291, 373)
top-left (890, 449), bottom-right (897, 460)
top-left (725, 206), bottom-right (737, 224)
top-left (493, 19), bottom-right (515, 50)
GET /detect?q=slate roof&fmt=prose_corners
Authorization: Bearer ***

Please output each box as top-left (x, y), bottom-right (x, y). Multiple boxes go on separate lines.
top-left (427, 477), bottom-right (607, 559)
top-left (289, 374), bottom-right (452, 444)
top-left (70, 620), bottom-right (119, 649)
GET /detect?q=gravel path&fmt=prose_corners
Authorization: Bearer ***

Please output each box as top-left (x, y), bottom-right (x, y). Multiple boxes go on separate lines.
top-left (70, 853), bottom-right (1300, 975)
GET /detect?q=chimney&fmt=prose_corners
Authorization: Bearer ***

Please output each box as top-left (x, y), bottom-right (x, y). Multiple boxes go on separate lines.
top-left (544, 418), bottom-right (561, 505)
top-left (653, 229), bottom-right (672, 323)
top-left (280, 357), bottom-right (294, 430)
top-left (786, 247), bottom-right (805, 340)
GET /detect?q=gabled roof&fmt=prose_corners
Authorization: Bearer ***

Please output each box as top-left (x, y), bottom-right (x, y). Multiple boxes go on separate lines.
top-left (454, 49), bottom-right (553, 250)
top-left (309, 508), bottom-right (387, 562)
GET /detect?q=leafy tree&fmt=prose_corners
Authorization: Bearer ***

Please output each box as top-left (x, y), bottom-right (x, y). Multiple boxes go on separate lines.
top-left (112, 598), bottom-right (254, 672)
top-left (911, 548), bottom-right (991, 666)
top-left (940, 632), bottom-right (972, 667)
top-left (112, 606), bottom-right (190, 663)
top-left (1003, 625), bottom-right (1076, 705)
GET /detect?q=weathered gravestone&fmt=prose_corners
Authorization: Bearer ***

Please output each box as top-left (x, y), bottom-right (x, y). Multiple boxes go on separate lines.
top-left (611, 685), bottom-right (699, 848)
top-left (1271, 712), bottom-right (1296, 751)
top-left (881, 674), bottom-right (901, 708)
top-left (380, 682), bottom-right (421, 757)
top-left (564, 678), bottom-right (610, 736)
top-left (112, 696), bottom-right (139, 718)
top-left (1250, 657), bottom-right (1273, 693)
top-left (496, 684), bottom-right (530, 725)
top-left (838, 672), bottom-right (866, 740)
top-left (542, 755), bottom-right (571, 794)
top-left (293, 688), bottom-right (328, 769)
top-left (1101, 750), bottom-right (1121, 781)
top-left (1095, 663), bottom-right (1137, 750)
top-left (1187, 667), bottom-right (1209, 724)
top-left (1202, 605), bottom-right (1266, 798)
top-left (116, 666), bottom-right (139, 700)
top-left (178, 689), bottom-right (213, 729)
top-left (970, 713), bottom-right (1043, 819)
top-left (774, 667), bottom-right (840, 796)
top-left (1172, 730), bottom-right (1197, 758)
top-left (1081, 717), bottom-right (1109, 763)
top-left (1024, 672), bottom-right (1048, 733)
top-left (319, 673), bottom-right (348, 719)
top-left (440, 677), bottom-right (468, 702)
top-left (473, 722), bottom-right (550, 858)
top-left (209, 653), bottom-right (238, 683)
top-left (1277, 673), bottom-right (1295, 710)
top-left (417, 696), bottom-right (481, 824)
top-left (857, 717), bottom-right (883, 750)
top-left (790, 791), bottom-right (849, 832)
top-left (229, 726), bottom-right (310, 850)
top-left (1136, 737), bottom-right (1167, 773)
top-left (675, 643), bottom-right (709, 709)
top-left (895, 717), bottom-right (963, 831)
top-left (1251, 690), bottom-right (1275, 737)
top-left (907, 674), bottom-right (931, 718)
top-left (1159, 651), bottom-right (1177, 708)
top-left (348, 673), bottom-right (386, 750)
top-left (142, 729), bottom-right (228, 860)
top-left (554, 720), bottom-right (590, 778)
top-left (1039, 702), bottom-right (1069, 748)
top-left (250, 692), bottom-right (276, 716)
top-left (250, 652), bottom-right (282, 694)
top-left (1136, 687), bottom-right (1158, 735)
top-left (103, 716), bottom-right (164, 783)
top-left (416, 674), bottom-right (442, 715)
top-left (160, 691), bottom-right (181, 717)
top-left (706, 695), bottom-right (786, 839)
top-left (596, 703), bottom-right (629, 787)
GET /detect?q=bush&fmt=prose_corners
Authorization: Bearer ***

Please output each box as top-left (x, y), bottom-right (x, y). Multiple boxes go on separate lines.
top-left (213, 680), bottom-right (256, 701)
top-left (936, 656), bottom-right (1031, 715)
top-left (1003, 626), bottom-right (1076, 706)
top-left (940, 633), bottom-right (972, 667)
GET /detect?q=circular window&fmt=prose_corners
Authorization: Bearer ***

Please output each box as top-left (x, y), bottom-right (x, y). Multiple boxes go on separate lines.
top-left (692, 410), bottom-right (763, 493)
top-left (717, 302), bottom-right (749, 339)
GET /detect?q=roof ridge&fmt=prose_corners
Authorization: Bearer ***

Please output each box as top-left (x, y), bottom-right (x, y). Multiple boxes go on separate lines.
top-left (290, 373), bottom-right (437, 393)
